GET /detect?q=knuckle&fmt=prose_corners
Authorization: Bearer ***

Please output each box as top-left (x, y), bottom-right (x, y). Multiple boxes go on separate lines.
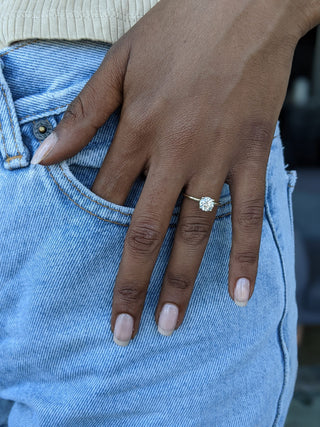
top-left (123, 103), bottom-right (154, 135)
top-left (170, 119), bottom-right (199, 143)
top-left (125, 220), bottom-right (162, 256)
top-left (234, 251), bottom-right (259, 265)
top-left (179, 217), bottom-right (211, 246)
top-left (102, 53), bottom-right (124, 89)
top-left (64, 96), bottom-right (86, 123)
top-left (114, 284), bottom-right (145, 305)
top-left (248, 120), bottom-right (273, 144)
top-left (165, 271), bottom-right (193, 291)
top-left (137, 109), bottom-right (155, 133)
top-left (163, 117), bottom-right (200, 154)
top-left (237, 201), bottom-right (264, 230)
top-left (64, 90), bottom-right (99, 130)
top-left (240, 119), bottom-right (274, 157)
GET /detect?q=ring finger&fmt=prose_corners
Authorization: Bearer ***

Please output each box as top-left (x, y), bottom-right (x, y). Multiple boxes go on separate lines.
top-left (155, 174), bottom-right (227, 336)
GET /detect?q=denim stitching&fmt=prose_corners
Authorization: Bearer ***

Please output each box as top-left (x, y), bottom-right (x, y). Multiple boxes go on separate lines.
top-left (265, 201), bottom-right (290, 427)
top-left (0, 117), bottom-right (12, 170)
top-left (0, 40), bottom-right (40, 57)
top-left (58, 163), bottom-right (232, 216)
top-left (57, 163), bottom-right (133, 216)
top-left (46, 165), bottom-right (177, 228)
top-left (46, 165), bottom-right (130, 226)
top-left (220, 200), bottom-right (231, 208)
top-left (5, 155), bottom-right (23, 162)
top-left (20, 104), bottom-right (69, 122)
top-left (1, 85), bottom-right (21, 167)
top-left (46, 164), bottom-right (231, 224)
top-left (215, 212), bottom-right (231, 219)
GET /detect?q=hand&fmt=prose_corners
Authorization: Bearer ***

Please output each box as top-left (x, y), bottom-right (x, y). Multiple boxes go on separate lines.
top-left (30, 0), bottom-right (315, 345)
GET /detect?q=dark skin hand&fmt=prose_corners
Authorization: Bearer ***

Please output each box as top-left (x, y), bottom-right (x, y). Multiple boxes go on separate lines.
top-left (31, 0), bottom-right (320, 345)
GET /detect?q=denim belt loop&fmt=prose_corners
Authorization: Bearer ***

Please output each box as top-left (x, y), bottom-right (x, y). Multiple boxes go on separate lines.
top-left (0, 58), bottom-right (30, 170)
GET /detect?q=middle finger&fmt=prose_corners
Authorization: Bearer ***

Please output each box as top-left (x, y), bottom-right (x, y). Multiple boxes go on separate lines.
top-left (111, 162), bottom-right (184, 346)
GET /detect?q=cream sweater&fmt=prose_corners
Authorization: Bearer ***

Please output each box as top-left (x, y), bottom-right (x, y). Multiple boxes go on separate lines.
top-left (0, 0), bottom-right (160, 49)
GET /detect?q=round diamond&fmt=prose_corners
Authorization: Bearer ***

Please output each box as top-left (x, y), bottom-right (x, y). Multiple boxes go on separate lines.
top-left (199, 197), bottom-right (215, 212)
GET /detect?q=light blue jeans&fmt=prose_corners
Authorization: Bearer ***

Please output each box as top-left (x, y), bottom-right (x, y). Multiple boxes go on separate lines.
top-left (0, 40), bottom-right (298, 427)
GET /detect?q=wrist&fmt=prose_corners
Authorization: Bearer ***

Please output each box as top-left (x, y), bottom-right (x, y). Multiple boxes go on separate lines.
top-left (256, 0), bottom-right (320, 48)
top-left (306, 0), bottom-right (320, 30)
top-left (291, 0), bottom-right (320, 37)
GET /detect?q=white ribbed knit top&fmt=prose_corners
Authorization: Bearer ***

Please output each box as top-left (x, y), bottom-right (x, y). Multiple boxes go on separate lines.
top-left (0, 0), bottom-right (160, 48)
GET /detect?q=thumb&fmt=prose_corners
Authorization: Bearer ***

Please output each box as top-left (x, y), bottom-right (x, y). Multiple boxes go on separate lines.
top-left (31, 41), bottom-right (130, 165)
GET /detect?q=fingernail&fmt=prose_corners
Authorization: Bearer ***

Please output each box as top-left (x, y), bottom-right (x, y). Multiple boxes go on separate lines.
top-left (158, 303), bottom-right (179, 336)
top-left (234, 278), bottom-right (250, 307)
top-left (113, 313), bottom-right (134, 346)
top-left (31, 132), bottom-right (58, 164)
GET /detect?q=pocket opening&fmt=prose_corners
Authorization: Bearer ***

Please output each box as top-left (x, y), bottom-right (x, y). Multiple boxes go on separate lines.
top-left (32, 111), bottom-right (232, 226)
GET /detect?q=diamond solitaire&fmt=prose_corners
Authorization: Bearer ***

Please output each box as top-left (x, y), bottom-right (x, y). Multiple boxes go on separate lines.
top-left (199, 196), bottom-right (215, 212)
top-left (182, 193), bottom-right (221, 211)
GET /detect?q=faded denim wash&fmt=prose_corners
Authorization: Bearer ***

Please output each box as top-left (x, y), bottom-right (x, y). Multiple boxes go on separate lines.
top-left (0, 40), bottom-right (298, 426)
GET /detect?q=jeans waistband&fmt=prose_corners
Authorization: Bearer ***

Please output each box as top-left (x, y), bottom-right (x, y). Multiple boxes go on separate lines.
top-left (0, 58), bottom-right (27, 170)
top-left (0, 39), bottom-right (111, 124)
top-left (0, 39), bottom-right (111, 170)
top-left (0, 38), bottom-right (285, 188)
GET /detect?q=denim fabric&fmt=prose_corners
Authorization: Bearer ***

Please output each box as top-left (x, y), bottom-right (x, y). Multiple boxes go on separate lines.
top-left (0, 40), bottom-right (298, 427)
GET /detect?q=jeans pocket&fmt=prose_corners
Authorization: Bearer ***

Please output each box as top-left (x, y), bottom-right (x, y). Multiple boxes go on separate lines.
top-left (45, 109), bottom-right (142, 226)
top-left (34, 109), bottom-right (233, 227)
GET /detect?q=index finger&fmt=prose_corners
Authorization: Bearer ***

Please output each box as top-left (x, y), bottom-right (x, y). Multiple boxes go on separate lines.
top-left (30, 41), bottom-right (130, 166)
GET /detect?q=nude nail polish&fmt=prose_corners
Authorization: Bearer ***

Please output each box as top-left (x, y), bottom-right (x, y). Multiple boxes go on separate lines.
top-left (158, 303), bottom-right (179, 336)
top-left (113, 313), bottom-right (134, 346)
top-left (31, 132), bottom-right (58, 164)
top-left (234, 278), bottom-right (250, 307)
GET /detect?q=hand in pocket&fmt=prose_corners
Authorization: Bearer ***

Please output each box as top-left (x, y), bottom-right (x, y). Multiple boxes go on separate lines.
top-left (30, 0), bottom-right (314, 344)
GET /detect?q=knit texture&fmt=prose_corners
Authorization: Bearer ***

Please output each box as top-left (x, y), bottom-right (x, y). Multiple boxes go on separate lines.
top-left (0, 0), bottom-right (160, 48)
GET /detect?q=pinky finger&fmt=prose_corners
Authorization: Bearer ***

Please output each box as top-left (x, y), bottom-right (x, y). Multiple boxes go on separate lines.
top-left (228, 167), bottom-right (266, 307)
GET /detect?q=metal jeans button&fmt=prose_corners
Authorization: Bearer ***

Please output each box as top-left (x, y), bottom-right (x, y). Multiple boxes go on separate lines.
top-left (33, 119), bottom-right (53, 140)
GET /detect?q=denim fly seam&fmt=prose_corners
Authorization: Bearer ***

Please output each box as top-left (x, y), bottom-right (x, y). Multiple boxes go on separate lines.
top-left (0, 40), bottom-right (298, 427)
top-left (0, 59), bottom-right (29, 170)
